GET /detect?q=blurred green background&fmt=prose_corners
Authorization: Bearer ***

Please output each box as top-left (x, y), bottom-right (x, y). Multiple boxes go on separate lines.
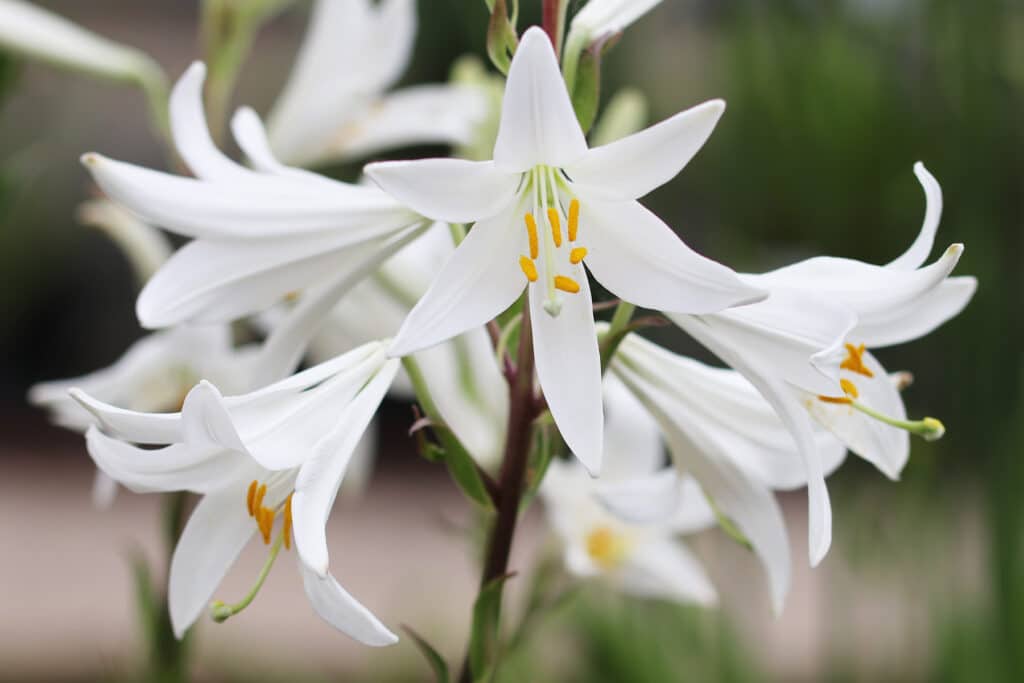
top-left (1, 0), bottom-right (1021, 681)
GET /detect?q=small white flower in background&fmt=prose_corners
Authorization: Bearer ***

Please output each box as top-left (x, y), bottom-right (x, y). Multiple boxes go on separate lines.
top-left (76, 199), bottom-right (173, 287)
top-left (367, 27), bottom-right (764, 474)
top-left (540, 377), bottom-right (718, 606)
top-left (29, 325), bottom-right (252, 506)
top-left (606, 332), bottom-right (849, 613)
top-left (267, 0), bottom-right (487, 167)
top-left (70, 341), bottom-right (399, 645)
top-left (0, 0), bottom-right (165, 90)
top-left (82, 63), bottom-right (430, 383)
top-left (668, 162), bottom-right (973, 566)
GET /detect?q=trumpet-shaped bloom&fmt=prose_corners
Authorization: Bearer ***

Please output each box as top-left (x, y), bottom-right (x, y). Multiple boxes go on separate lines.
top-left (70, 342), bottom-right (399, 645)
top-left (540, 378), bottom-right (717, 605)
top-left (83, 63), bottom-right (429, 355)
top-left (267, 0), bottom-right (487, 167)
top-left (606, 332), bottom-right (848, 612)
top-left (669, 163), bottom-right (974, 565)
top-left (367, 27), bottom-right (763, 473)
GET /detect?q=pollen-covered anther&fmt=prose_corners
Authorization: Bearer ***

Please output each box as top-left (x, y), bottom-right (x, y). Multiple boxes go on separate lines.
top-left (840, 343), bottom-right (874, 377)
top-left (520, 256), bottom-right (538, 282)
top-left (819, 378), bottom-right (859, 404)
top-left (586, 526), bottom-right (626, 569)
top-left (524, 214), bottom-right (539, 259)
top-left (554, 275), bottom-right (581, 294)
top-left (569, 247), bottom-right (587, 265)
top-left (245, 480), bottom-right (292, 548)
top-left (548, 208), bottom-right (562, 247)
top-left (283, 493), bottom-right (294, 550)
top-left (568, 199), bottom-right (580, 242)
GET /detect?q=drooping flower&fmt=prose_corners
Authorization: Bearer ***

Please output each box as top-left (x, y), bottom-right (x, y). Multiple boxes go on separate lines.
top-left (267, 0), bottom-right (487, 167)
top-left (367, 27), bottom-right (764, 473)
top-left (540, 377), bottom-right (718, 606)
top-left (605, 331), bottom-right (849, 613)
top-left (82, 63), bottom-right (430, 377)
top-left (70, 341), bottom-right (400, 644)
top-left (667, 163), bottom-right (972, 565)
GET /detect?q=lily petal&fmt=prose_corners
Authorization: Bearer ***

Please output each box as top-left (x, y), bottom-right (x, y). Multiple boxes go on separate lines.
top-left (299, 562), bottom-right (398, 646)
top-left (580, 198), bottom-right (766, 314)
top-left (617, 539), bottom-right (718, 606)
top-left (70, 388), bottom-right (181, 444)
top-left (292, 360), bottom-right (399, 576)
top-left (389, 201), bottom-right (526, 357)
top-left (853, 276), bottom-right (977, 348)
top-left (887, 162), bottom-right (942, 271)
top-left (530, 278), bottom-right (603, 475)
top-left (366, 158), bottom-right (519, 224)
top-left (567, 100), bottom-right (725, 201)
top-left (168, 486), bottom-right (255, 637)
top-left (492, 27), bottom-right (588, 172)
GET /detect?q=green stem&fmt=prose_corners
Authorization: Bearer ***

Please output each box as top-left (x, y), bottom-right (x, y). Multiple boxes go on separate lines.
top-left (147, 492), bottom-right (191, 683)
top-left (210, 532), bottom-right (284, 622)
top-left (599, 301), bottom-right (636, 372)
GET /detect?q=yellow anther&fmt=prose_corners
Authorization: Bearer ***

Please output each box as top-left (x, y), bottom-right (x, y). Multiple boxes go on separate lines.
top-left (547, 207), bottom-right (562, 247)
top-left (840, 343), bottom-right (874, 378)
top-left (570, 247), bottom-right (587, 264)
top-left (554, 275), bottom-right (580, 294)
top-left (258, 507), bottom-right (274, 545)
top-left (253, 483), bottom-right (267, 514)
top-left (586, 526), bottom-right (625, 569)
top-left (818, 378), bottom-right (860, 405)
top-left (519, 256), bottom-right (539, 282)
top-left (246, 480), bottom-right (258, 517)
top-left (524, 214), bottom-right (539, 260)
top-left (568, 199), bottom-right (580, 242)
top-left (283, 493), bottom-right (294, 551)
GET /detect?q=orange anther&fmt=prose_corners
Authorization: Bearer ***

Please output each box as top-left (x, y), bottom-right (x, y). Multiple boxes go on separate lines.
top-left (246, 480), bottom-right (258, 517)
top-left (524, 214), bottom-right (539, 260)
top-left (519, 256), bottom-right (538, 282)
top-left (554, 275), bottom-right (580, 294)
top-left (568, 199), bottom-right (580, 242)
top-left (569, 247), bottom-right (587, 264)
top-left (547, 208), bottom-right (562, 247)
top-left (840, 343), bottom-right (874, 378)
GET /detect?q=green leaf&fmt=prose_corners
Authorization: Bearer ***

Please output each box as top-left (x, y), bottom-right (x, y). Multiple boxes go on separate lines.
top-left (403, 625), bottom-right (450, 683)
top-left (469, 573), bottom-right (515, 682)
top-left (438, 427), bottom-right (495, 510)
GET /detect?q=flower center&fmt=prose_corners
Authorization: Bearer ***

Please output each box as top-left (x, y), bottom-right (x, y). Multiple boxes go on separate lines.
top-left (519, 166), bottom-right (588, 317)
top-left (246, 479), bottom-right (294, 549)
top-left (585, 526), bottom-right (627, 569)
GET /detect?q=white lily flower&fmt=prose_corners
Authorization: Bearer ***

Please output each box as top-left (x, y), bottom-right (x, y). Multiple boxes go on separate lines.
top-left (606, 332), bottom-right (848, 613)
top-left (568, 0), bottom-right (665, 42)
top-left (668, 163), bottom-right (973, 565)
top-left (69, 341), bottom-right (400, 645)
top-left (81, 63), bottom-right (430, 378)
top-left (367, 27), bottom-right (764, 473)
top-left (30, 325), bottom-right (251, 507)
top-left (540, 377), bottom-right (718, 605)
top-left (0, 0), bottom-right (164, 89)
top-left (266, 0), bottom-right (487, 167)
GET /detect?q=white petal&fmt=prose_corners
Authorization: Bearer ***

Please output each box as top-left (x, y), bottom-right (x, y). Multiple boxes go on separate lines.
top-left (77, 198), bottom-right (172, 284)
top-left (366, 158), bottom-right (519, 224)
top-left (168, 487), bottom-right (255, 638)
top-left (82, 153), bottom-right (414, 240)
top-left (299, 563), bottom-right (398, 646)
top-left (673, 315), bottom-right (833, 567)
top-left (180, 381), bottom-right (247, 452)
top-left (389, 202), bottom-right (527, 356)
top-left (567, 100), bottom-right (725, 201)
top-left (137, 228), bottom-right (416, 328)
top-left (569, 0), bottom-right (665, 37)
top-left (492, 27), bottom-right (588, 172)
top-left (70, 388), bottom-right (182, 444)
top-left (84, 426), bottom-right (247, 494)
top-left (853, 276), bottom-right (976, 348)
top-left (596, 468), bottom-right (681, 522)
top-left (292, 361), bottom-right (399, 576)
top-left (615, 362), bottom-right (792, 612)
top-left (580, 198), bottom-right (766, 314)
top-left (617, 539), bottom-right (718, 606)
top-left (603, 374), bottom-right (665, 478)
top-left (91, 471), bottom-right (118, 508)
top-left (325, 84), bottom-right (487, 163)
top-left (805, 354), bottom-right (910, 480)
top-left (530, 277), bottom-right (604, 475)
top-left (887, 162), bottom-right (943, 270)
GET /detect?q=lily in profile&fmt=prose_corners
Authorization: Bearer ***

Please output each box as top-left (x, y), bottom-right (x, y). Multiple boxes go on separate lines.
top-left (368, 27), bottom-right (763, 473)
top-left (70, 341), bottom-right (399, 645)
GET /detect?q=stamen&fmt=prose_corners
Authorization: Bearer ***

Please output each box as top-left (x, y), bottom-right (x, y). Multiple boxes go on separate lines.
top-left (253, 483), bottom-right (267, 514)
top-left (283, 494), bottom-right (294, 550)
top-left (554, 275), bottom-right (580, 294)
top-left (570, 247), bottom-right (587, 264)
top-left (246, 480), bottom-right (258, 517)
top-left (586, 526), bottom-right (625, 569)
top-left (524, 214), bottom-right (539, 260)
top-left (568, 199), bottom-right (580, 242)
top-left (258, 507), bottom-right (274, 545)
top-left (210, 531), bottom-right (285, 624)
top-left (840, 343), bottom-right (874, 377)
top-left (818, 378), bottom-right (859, 404)
top-left (547, 208), bottom-right (562, 247)
top-left (519, 256), bottom-right (538, 282)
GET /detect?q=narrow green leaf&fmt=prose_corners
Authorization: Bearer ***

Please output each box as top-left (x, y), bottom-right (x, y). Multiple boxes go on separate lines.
top-left (469, 573), bottom-right (515, 682)
top-left (438, 428), bottom-right (495, 510)
top-left (403, 625), bottom-right (450, 683)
